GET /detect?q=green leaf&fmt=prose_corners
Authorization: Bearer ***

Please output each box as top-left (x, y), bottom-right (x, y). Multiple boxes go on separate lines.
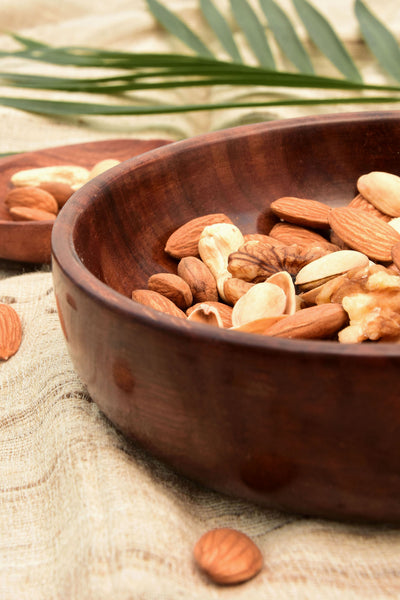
top-left (1, 94), bottom-right (400, 118)
top-left (292, 0), bottom-right (362, 82)
top-left (258, 0), bottom-right (314, 74)
top-left (200, 0), bottom-right (242, 63)
top-left (355, 0), bottom-right (400, 82)
top-left (146, 0), bottom-right (214, 58)
top-left (230, 0), bottom-right (276, 69)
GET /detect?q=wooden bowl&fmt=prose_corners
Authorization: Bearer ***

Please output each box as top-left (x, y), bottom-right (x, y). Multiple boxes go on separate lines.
top-left (0, 138), bottom-right (170, 263)
top-left (52, 112), bottom-right (400, 522)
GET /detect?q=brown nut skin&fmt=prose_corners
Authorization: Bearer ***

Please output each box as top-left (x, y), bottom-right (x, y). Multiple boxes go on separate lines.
top-left (9, 206), bottom-right (57, 221)
top-left (270, 196), bottom-right (331, 229)
top-left (0, 303), bottom-right (22, 360)
top-left (5, 186), bottom-right (58, 214)
top-left (147, 272), bottom-right (193, 310)
top-left (38, 181), bottom-right (74, 208)
top-left (131, 289), bottom-right (186, 319)
top-left (193, 528), bottom-right (263, 585)
top-left (164, 213), bottom-right (233, 258)
top-left (177, 256), bottom-right (218, 303)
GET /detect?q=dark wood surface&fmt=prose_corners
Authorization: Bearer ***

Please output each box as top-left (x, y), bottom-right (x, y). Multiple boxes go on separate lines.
top-left (0, 138), bottom-right (171, 263)
top-left (52, 111), bottom-right (400, 522)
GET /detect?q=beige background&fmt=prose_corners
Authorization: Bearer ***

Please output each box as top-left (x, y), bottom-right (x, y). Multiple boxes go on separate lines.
top-left (1, 2), bottom-right (400, 598)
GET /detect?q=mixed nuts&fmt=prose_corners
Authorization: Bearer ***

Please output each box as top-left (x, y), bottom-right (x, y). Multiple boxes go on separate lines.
top-left (131, 170), bottom-right (400, 343)
top-left (4, 159), bottom-right (121, 222)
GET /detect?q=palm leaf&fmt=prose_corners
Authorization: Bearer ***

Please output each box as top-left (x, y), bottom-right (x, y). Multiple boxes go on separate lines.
top-left (230, 0), bottom-right (276, 69)
top-left (146, 0), bottom-right (214, 58)
top-left (200, 0), bottom-right (242, 63)
top-left (292, 0), bottom-right (362, 82)
top-left (259, 0), bottom-right (314, 74)
top-left (355, 0), bottom-right (400, 82)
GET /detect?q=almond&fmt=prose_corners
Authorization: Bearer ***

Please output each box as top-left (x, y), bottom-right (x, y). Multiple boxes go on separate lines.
top-left (131, 289), bottom-right (186, 318)
top-left (391, 242), bottom-right (400, 272)
top-left (357, 171), bottom-right (400, 217)
top-left (270, 196), bottom-right (331, 229)
top-left (0, 303), bottom-right (22, 360)
top-left (38, 181), bottom-right (74, 208)
top-left (243, 233), bottom-right (285, 246)
top-left (328, 207), bottom-right (400, 262)
top-left (164, 213), bottom-right (233, 258)
top-left (223, 277), bottom-right (254, 305)
top-left (177, 256), bottom-right (218, 303)
top-left (9, 206), bottom-right (57, 221)
top-left (193, 528), bottom-right (263, 585)
top-left (89, 158), bottom-right (120, 179)
top-left (268, 222), bottom-right (337, 251)
top-left (348, 193), bottom-right (391, 222)
top-left (5, 187), bottom-right (58, 214)
top-left (187, 301), bottom-right (232, 328)
top-left (264, 303), bottom-right (348, 339)
top-left (147, 273), bottom-right (193, 310)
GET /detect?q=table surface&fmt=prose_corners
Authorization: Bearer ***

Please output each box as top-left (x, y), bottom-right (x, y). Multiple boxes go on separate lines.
top-left (1, 2), bottom-right (400, 599)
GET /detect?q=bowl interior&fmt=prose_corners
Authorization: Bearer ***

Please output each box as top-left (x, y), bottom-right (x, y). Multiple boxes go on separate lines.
top-left (71, 112), bottom-right (400, 300)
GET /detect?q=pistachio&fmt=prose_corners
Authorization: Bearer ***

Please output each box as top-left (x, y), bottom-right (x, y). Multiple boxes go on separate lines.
top-left (295, 250), bottom-right (369, 290)
top-left (231, 281), bottom-right (287, 327)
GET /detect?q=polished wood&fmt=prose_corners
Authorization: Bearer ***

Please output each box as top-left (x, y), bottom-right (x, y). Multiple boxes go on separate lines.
top-left (0, 138), bottom-right (170, 263)
top-left (52, 112), bottom-right (400, 522)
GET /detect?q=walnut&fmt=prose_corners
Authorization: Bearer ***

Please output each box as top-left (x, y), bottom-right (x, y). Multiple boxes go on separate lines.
top-left (227, 241), bottom-right (330, 283)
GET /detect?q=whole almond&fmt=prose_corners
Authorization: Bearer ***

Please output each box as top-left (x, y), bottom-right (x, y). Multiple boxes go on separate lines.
top-left (391, 242), bottom-right (400, 272)
top-left (131, 289), bottom-right (186, 318)
top-left (357, 171), bottom-right (400, 217)
top-left (38, 181), bottom-right (74, 208)
top-left (9, 206), bottom-right (57, 221)
top-left (270, 196), bottom-right (331, 229)
top-left (269, 222), bottom-right (337, 251)
top-left (164, 213), bottom-right (233, 258)
top-left (193, 528), bottom-right (263, 585)
top-left (187, 301), bottom-right (232, 327)
top-left (177, 256), bottom-right (218, 303)
top-left (0, 303), bottom-right (22, 360)
top-left (147, 273), bottom-right (193, 309)
top-left (349, 193), bottom-right (391, 222)
top-left (89, 158), bottom-right (120, 179)
top-left (223, 277), bottom-right (254, 305)
top-left (328, 207), bottom-right (400, 262)
top-left (243, 233), bottom-right (285, 246)
top-left (5, 187), bottom-right (58, 214)
top-left (264, 303), bottom-right (348, 339)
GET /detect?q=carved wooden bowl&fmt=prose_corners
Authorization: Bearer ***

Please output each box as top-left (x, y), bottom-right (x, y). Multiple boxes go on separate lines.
top-left (52, 112), bottom-right (400, 522)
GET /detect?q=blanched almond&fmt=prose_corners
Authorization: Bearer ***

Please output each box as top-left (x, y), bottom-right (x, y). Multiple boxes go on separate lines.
top-left (11, 165), bottom-right (90, 188)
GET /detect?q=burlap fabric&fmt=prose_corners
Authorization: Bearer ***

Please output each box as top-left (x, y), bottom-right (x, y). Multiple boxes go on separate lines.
top-left (1, 2), bottom-right (400, 598)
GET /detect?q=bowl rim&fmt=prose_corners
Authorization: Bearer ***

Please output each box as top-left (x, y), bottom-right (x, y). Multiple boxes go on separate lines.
top-left (51, 110), bottom-right (400, 359)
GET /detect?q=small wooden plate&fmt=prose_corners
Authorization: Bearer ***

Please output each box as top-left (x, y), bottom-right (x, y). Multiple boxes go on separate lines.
top-left (0, 138), bottom-right (171, 264)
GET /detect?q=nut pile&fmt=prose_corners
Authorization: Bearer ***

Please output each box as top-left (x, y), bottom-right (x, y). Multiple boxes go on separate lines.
top-left (4, 159), bottom-right (120, 222)
top-left (132, 170), bottom-right (400, 343)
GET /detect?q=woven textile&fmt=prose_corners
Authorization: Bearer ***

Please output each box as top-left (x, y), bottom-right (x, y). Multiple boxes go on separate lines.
top-left (1, 1), bottom-right (400, 598)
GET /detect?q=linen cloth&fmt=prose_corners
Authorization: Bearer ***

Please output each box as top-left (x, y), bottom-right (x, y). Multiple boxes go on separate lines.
top-left (1, 2), bottom-right (400, 598)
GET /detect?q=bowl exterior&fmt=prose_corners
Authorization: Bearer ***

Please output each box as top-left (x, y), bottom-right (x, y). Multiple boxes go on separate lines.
top-left (52, 112), bottom-right (400, 522)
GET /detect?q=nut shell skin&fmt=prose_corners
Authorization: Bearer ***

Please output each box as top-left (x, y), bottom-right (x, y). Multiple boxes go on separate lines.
top-left (193, 528), bottom-right (263, 585)
top-left (0, 304), bottom-right (22, 360)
